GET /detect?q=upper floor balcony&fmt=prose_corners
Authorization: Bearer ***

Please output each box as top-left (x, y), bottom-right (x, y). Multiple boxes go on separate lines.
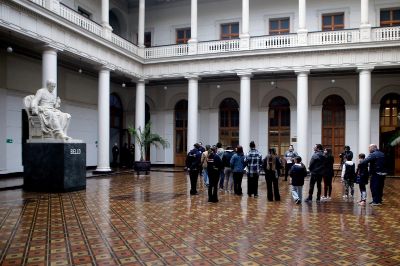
top-left (6, 0), bottom-right (400, 62)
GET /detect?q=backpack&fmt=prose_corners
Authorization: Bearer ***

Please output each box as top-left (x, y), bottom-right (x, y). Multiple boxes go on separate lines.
top-left (186, 150), bottom-right (199, 170)
top-left (344, 163), bottom-right (356, 181)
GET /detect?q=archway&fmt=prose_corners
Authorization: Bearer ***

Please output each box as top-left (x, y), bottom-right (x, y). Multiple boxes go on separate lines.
top-left (219, 98), bottom-right (239, 148)
top-left (268, 96), bottom-right (290, 156)
top-left (379, 93), bottom-right (400, 175)
top-left (174, 100), bottom-right (188, 166)
top-left (322, 95), bottom-right (345, 164)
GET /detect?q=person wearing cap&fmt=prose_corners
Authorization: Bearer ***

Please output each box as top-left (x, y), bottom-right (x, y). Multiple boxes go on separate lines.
top-left (185, 143), bottom-right (202, 195)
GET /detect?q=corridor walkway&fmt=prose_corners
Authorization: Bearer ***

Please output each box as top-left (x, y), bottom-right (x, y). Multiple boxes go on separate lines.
top-left (0, 172), bottom-right (399, 265)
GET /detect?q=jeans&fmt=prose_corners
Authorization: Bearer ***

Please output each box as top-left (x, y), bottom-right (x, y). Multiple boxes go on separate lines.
top-left (189, 169), bottom-right (199, 194)
top-left (359, 183), bottom-right (367, 201)
top-left (285, 163), bottom-right (293, 181)
top-left (370, 174), bottom-right (385, 203)
top-left (224, 167), bottom-right (233, 191)
top-left (233, 172), bottom-right (244, 195)
top-left (307, 174), bottom-right (322, 200)
top-left (202, 168), bottom-right (209, 185)
top-left (219, 170), bottom-right (225, 189)
top-left (247, 173), bottom-right (259, 196)
top-left (292, 185), bottom-right (303, 201)
top-left (323, 175), bottom-right (333, 197)
top-left (344, 179), bottom-right (354, 197)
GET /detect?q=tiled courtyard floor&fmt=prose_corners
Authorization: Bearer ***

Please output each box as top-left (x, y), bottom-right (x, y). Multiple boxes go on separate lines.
top-left (0, 172), bottom-right (399, 265)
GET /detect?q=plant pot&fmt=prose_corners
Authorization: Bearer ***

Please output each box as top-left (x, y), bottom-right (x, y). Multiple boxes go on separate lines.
top-left (134, 161), bottom-right (151, 174)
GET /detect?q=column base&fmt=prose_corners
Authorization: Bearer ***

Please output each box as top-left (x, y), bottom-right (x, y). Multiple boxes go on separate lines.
top-left (93, 167), bottom-right (113, 174)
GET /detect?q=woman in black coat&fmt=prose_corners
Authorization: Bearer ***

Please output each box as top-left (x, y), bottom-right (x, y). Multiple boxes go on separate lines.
top-left (322, 148), bottom-right (334, 200)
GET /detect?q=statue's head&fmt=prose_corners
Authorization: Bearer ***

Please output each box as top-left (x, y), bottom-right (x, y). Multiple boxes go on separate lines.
top-left (46, 80), bottom-right (56, 92)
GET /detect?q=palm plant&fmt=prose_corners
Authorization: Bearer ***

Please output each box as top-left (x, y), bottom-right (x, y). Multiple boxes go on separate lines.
top-left (128, 122), bottom-right (169, 161)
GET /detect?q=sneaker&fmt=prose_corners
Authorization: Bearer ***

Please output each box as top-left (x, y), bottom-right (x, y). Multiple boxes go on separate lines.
top-left (370, 202), bottom-right (382, 206)
top-left (304, 198), bottom-right (312, 203)
top-left (358, 201), bottom-right (366, 206)
top-left (326, 197), bottom-right (332, 200)
top-left (254, 195), bottom-right (259, 198)
top-left (342, 195), bottom-right (348, 198)
top-left (321, 196), bottom-right (327, 200)
top-left (316, 198), bottom-right (321, 203)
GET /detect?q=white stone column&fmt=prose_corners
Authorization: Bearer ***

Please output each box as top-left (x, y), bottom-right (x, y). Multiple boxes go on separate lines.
top-left (240, 0), bottom-right (250, 50)
top-left (297, 0), bottom-right (308, 45)
top-left (186, 76), bottom-right (199, 153)
top-left (358, 66), bottom-right (373, 155)
top-left (296, 70), bottom-right (309, 165)
top-left (42, 46), bottom-right (58, 95)
top-left (188, 0), bottom-right (198, 55)
top-left (96, 66), bottom-right (112, 172)
top-left (138, 0), bottom-right (146, 48)
top-left (135, 79), bottom-right (146, 161)
top-left (360, 0), bottom-right (371, 41)
top-left (238, 72), bottom-right (252, 153)
top-left (101, 0), bottom-right (112, 39)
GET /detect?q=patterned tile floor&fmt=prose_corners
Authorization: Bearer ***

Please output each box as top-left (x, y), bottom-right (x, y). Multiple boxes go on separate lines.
top-left (0, 172), bottom-right (399, 266)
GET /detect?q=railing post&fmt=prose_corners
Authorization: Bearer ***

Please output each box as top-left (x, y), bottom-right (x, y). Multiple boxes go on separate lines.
top-left (188, 42), bottom-right (198, 55)
top-left (44, 0), bottom-right (60, 14)
top-left (138, 47), bottom-right (145, 58)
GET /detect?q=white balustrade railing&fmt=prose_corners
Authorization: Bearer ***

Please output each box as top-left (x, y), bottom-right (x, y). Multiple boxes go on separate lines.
top-left (59, 5), bottom-right (103, 37)
top-left (31, 0), bottom-right (44, 6)
top-left (373, 26), bottom-right (400, 41)
top-left (250, 34), bottom-right (298, 50)
top-left (111, 34), bottom-right (138, 55)
top-left (144, 44), bottom-right (188, 59)
top-left (197, 39), bottom-right (240, 54)
top-left (308, 30), bottom-right (360, 45)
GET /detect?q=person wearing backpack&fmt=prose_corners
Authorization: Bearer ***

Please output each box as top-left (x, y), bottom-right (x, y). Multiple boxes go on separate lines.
top-left (289, 156), bottom-right (307, 204)
top-left (185, 143), bottom-right (202, 195)
top-left (263, 148), bottom-right (281, 201)
top-left (207, 146), bottom-right (223, 202)
top-left (356, 153), bottom-right (369, 206)
top-left (341, 154), bottom-right (355, 199)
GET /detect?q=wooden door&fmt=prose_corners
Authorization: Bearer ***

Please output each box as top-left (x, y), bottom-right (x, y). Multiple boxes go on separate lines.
top-left (175, 100), bottom-right (188, 166)
top-left (322, 95), bottom-right (345, 164)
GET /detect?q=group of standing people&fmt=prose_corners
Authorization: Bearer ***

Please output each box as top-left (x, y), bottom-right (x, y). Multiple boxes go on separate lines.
top-left (186, 141), bottom-right (287, 203)
top-left (112, 143), bottom-right (135, 168)
top-left (186, 141), bottom-right (387, 207)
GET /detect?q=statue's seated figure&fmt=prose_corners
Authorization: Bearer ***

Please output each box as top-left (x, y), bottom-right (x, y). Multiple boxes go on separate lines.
top-left (24, 80), bottom-right (71, 140)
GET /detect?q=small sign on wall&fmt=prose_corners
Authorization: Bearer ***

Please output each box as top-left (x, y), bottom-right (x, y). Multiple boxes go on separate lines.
top-left (6, 139), bottom-right (13, 144)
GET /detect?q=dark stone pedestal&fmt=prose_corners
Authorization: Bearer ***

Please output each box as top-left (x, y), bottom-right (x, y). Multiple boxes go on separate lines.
top-left (23, 142), bottom-right (86, 192)
top-left (134, 161), bottom-right (151, 175)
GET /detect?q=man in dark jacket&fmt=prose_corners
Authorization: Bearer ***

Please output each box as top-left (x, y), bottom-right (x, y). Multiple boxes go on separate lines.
top-left (185, 143), bottom-right (202, 195)
top-left (207, 146), bottom-right (223, 202)
top-left (290, 156), bottom-right (307, 204)
top-left (305, 144), bottom-right (326, 202)
top-left (360, 144), bottom-right (386, 206)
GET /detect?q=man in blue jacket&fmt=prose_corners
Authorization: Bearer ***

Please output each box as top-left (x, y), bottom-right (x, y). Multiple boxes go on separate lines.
top-left (360, 144), bottom-right (387, 206)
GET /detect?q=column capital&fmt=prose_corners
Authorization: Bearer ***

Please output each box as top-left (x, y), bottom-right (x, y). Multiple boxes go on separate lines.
top-left (42, 43), bottom-right (64, 52)
top-left (185, 75), bottom-right (200, 80)
top-left (237, 71), bottom-right (253, 78)
top-left (357, 65), bottom-right (374, 72)
top-left (98, 64), bottom-right (115, 72)
top-left (136, 78), bottom-right (148, 84)
top-left (294, 69), bottom-right (310, 75)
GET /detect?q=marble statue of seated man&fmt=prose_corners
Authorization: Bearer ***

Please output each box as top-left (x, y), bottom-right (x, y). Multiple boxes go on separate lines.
top-left (31, 80), bottom-right (71, 140)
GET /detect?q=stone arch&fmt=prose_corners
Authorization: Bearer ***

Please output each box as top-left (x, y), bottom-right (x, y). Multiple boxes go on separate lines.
top-left (373, 85), bottom-right (400, 104)
top-left (167, 93), bottom-right (188, 110)
top-left (211, 91), bottom-right (240, 109)
top-left (314, 87), bottom-right (354, 105)
top-left (260, 88), bottom-right (296, 107)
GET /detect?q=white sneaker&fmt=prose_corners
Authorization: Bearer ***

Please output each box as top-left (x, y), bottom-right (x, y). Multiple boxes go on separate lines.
top-left (342, 195), bottom-right (348, 198)
top-left (321, 196), bottom-right (327, 200)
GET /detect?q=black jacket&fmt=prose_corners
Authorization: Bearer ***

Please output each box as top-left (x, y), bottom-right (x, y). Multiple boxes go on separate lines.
top-left (185, 148), bottom-right (202, 171)
top-left (290, 163), bottom-right (307, 186)
top-left (360, 150), bottom-right (386, 176)
top-left (222, 150), bottom-right (235, 168)
top-left (324, 155), bottom-right (334, 177)
top-left (309, 150), bottom-right (326, 176)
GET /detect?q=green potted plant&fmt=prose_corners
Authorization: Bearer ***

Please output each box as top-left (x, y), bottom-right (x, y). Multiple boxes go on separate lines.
top-left (128, 121), bottom-right (169, 174)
